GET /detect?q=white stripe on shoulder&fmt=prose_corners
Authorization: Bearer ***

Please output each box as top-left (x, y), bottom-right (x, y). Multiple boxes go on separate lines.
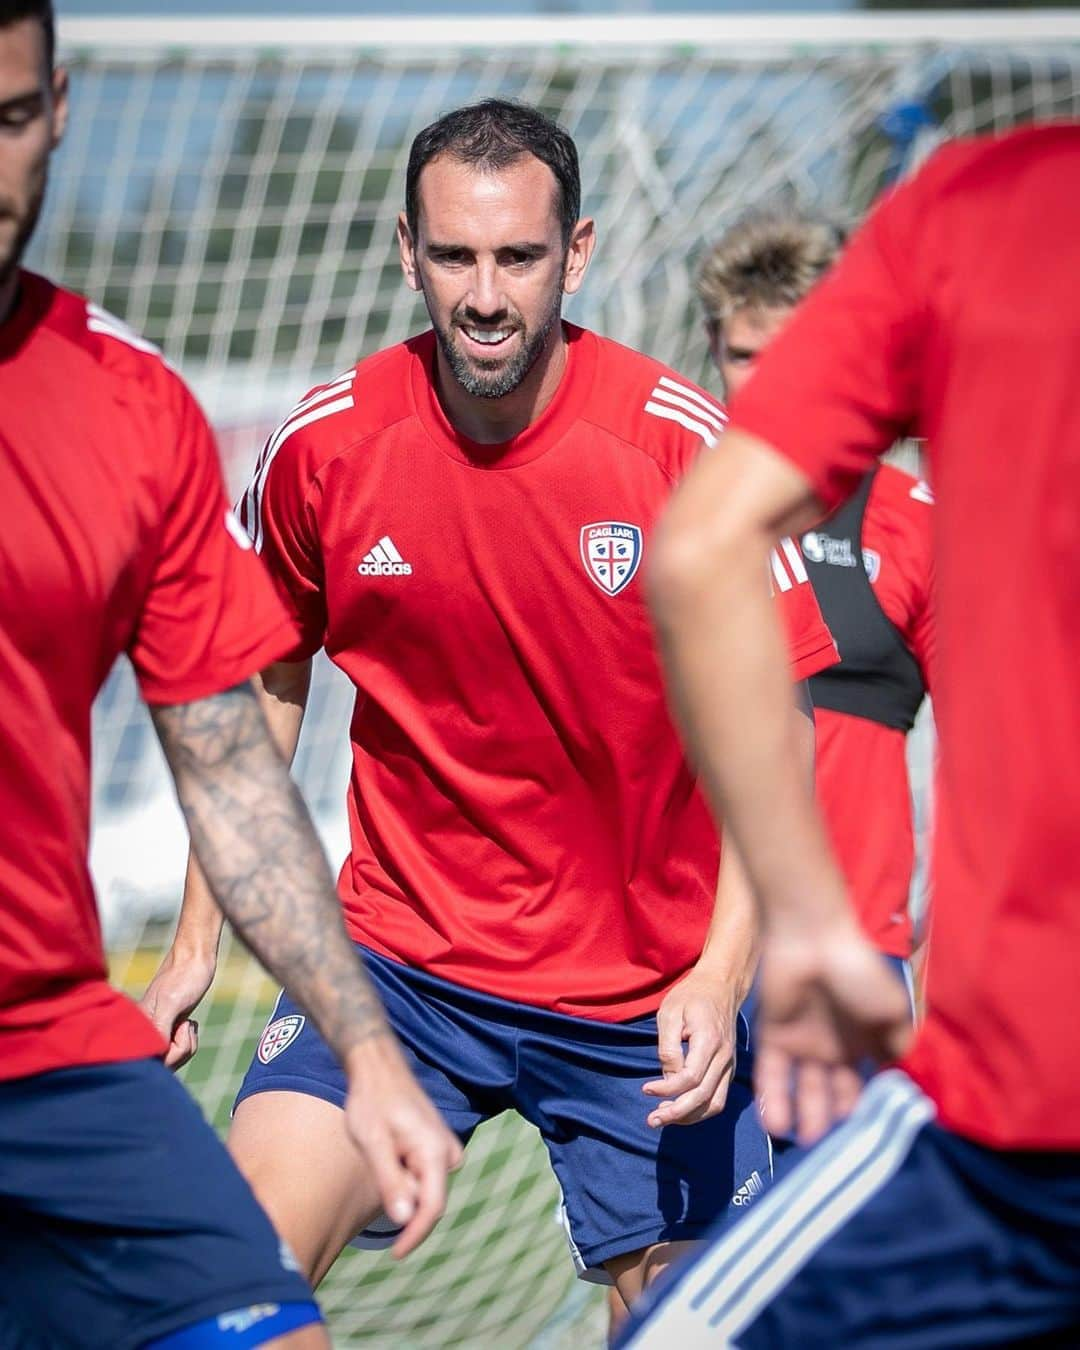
top-left (780, 535), bottom-right (809, 584)
top-left (86, 303), bottom-right (162, 357)
top-left (655, 375), bottom-right (728, 424)
top-left (243, 391), bottom-right (356, 553)
top-left (644, 400), bottom-right (717, 448)
top-left (648, 386), bottom-right (726, 436)
top-left (769, 548), bottom-right (793, 593)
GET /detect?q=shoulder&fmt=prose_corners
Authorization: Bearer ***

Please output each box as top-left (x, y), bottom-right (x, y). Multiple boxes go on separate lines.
top-left (885, 125), bottom-right (1079, 237)
top-left (864, 464), bottom-right (934, 594)
top-left (869, 462), bottom-right (934, 531)
top-left (582, 329), bottom-right (728, 475)
top-left (264, 337), bottom-right (422, 481)
top-left (30, 273), bottom-right (194, 418)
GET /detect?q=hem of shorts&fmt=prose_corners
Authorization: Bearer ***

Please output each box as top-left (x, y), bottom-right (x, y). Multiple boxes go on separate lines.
top-left (112, 1282), bottom-right (317, 1350)
top-left (233, 1073), bottom-right (346, 1116)
top-left (574, 1221), bottom-right (716, 1281)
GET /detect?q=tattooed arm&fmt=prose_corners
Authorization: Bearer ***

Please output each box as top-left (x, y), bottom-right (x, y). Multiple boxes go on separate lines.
top-left (143, 660), bottom-right (311, 1069)
top-left (151, 680), bottom-right (462, 1255)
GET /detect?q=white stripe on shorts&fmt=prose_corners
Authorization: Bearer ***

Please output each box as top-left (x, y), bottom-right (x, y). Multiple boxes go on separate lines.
top-left (623, 1071), bottom-right (935, 1347)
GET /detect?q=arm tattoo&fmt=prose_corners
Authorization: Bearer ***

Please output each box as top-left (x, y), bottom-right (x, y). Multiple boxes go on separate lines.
top-left (152, 682), bottom-right (388, 1060)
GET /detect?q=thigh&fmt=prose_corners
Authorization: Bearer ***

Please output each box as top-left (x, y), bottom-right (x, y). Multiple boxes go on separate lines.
top-left (515, 1011), bottom-right (771, 1285)
top-left (622, 1070), bottom-right (1080, 1349)
top-left (231, 953), bottom-right (513, 1280)
top-left (0, 1060), bottom-right (312, 1350)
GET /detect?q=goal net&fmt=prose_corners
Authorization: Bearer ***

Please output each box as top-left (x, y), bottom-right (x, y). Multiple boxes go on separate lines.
top-left (39, 13), bottom-right (1080, 1347)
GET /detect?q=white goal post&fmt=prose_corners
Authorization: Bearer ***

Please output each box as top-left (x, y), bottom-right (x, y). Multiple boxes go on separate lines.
top-left (38, 13), bottom-right (1080, 1348)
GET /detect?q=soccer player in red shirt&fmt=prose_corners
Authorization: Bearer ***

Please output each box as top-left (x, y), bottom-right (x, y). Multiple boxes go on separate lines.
top-left (0, 6), bottom-right (457, 1346)
top-left (145, 99), bottom-right (836, 1309)
top-left (627, 124), bottom-right (1080, 1344)
top-left (698, 212), bottom-right (934, 991)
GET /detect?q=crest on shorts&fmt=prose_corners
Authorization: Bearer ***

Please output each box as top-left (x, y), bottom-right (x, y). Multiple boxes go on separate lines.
top-left (580, 521), bottom-right (643, 596)
top-left (257, 1014), bottom-right (305, 1064)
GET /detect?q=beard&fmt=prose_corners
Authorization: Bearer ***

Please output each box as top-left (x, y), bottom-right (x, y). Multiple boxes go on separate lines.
top-left (0, 176), bottom-right (47, 298)
top-left (433, 290), bottom-right (563, 401)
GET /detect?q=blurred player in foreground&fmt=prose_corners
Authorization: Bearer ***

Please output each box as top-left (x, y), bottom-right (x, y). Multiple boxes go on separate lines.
top-left (0, 4), bottom-right (458, 1346)
top-left (144, 97), bottom-right (836, 1308)
top-left (627, 124), bottom-right (1080, 1345)
top-left (699, 211), bottom-right (933, 1004)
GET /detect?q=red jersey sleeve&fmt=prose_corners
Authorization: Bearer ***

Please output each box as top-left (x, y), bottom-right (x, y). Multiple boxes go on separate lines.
top-left (130, 377), bottom-right (300, 704)
top-left (863, 466), bottom-right (935, 687)
top-left (771, 537), bottom-right (838, 681)
top-left (236, 412), bottom-right (329, 663)
top-left (728, 170), bottom-right (929, 510)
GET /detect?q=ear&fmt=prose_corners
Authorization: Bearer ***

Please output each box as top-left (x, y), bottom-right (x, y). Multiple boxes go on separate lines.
top-left (706, 318), bottom-right (723, 369)
top-left (398, 213), bottom-right (421, 293)
top-left (50, 65), bottom-right (69, 148)
top-left (562, 217), bottom-right (596, 297)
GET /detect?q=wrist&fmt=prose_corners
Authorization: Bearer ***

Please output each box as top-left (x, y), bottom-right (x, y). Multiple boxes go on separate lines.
top-left (340, 1023), bottom-right (397, 1080)
top-left (169, 934), bottom-right (220, 967)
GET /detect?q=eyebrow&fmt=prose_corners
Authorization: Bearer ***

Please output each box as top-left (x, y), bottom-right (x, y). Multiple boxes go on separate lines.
top-left (425, 241), bottom-right (550, 257)
top-left (0, 90), bottom-right (46, 115)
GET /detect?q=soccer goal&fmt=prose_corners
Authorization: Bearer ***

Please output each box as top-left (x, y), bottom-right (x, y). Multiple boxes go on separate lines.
top-left (45, 13), bottom-right (1080, 1348)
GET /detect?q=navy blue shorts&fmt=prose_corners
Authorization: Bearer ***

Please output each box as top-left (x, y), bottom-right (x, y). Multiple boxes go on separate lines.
top-left (236, 946), bottom-right (772, 1279)
top-left (621, 1070), bottom-right (1080, 1347)
top-left (0, 1059), bottom-right (315, 1350)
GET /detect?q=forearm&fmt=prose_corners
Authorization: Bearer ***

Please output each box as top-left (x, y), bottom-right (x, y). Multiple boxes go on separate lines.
top-left (169, 659), bottom-right (312, 960)
top-left (153, 682), bottom-right (387, 1061)
top-left (650, 437), bottom-right (850, 933)
top-left (697, 838), bottom-right (759, 1005)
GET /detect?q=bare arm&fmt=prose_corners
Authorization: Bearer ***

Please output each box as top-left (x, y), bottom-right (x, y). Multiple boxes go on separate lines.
top-left (142, 660), bottom-right (312, 1066)
top-left (642, 696), bottom-right (812, 1128)
top-left (649, 431), bottom-right (912, 1142)
top-left (150, 678), bottom-right (462, 1252)
top-left (151, 678), bottom-right (377, 1065)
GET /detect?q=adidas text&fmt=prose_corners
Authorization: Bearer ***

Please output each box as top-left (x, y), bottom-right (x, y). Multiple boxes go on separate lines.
top-left (358, 560), bottom-right (412, 576)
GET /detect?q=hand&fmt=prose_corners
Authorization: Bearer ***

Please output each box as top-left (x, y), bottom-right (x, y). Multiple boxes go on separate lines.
top-left (642, 966), bottom-right (742, 1127)
top-left (754, 917), bottom-right (914, 1146)
top-left (140, 946), bottom-right (217, 1070)
top-left (342, 1037), bottom-right (464, 1259)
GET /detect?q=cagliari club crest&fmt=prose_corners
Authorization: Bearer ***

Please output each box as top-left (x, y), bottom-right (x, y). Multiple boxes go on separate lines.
top-left (257, 1013), bottom-right (305, 1065)
top-left (580, 521), bottom-right (643, 596)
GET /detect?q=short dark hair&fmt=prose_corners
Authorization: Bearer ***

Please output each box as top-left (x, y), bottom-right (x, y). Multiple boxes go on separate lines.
top-left (0, 0), bottom-right (55, 70)
top-left (405, 98), bottom-right (581, 248)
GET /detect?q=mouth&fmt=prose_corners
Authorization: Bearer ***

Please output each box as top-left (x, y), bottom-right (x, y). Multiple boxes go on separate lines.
top-left (457, 324), bottom-right (519, 357)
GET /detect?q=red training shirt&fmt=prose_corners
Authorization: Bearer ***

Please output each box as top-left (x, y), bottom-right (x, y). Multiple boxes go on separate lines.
top-left (241, 324), bottom-right (836, 1021)
top-left (811, 465), bottom-right (934, 957)
top-left (729, 124), bottom-right (1080, 1148)
top-left (0, 271), bottom-right (297, 1081)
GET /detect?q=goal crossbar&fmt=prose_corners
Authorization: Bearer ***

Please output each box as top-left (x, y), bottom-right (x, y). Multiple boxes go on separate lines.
top-left (61, 11), bottom-right (1080, 57)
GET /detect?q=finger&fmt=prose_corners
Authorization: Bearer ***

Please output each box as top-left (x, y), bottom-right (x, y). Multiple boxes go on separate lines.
top-left (391, 1138), bottom-right (450, 1260)
top-left (795, 1059), bottom-right (833, 1146)
top-left (755, 1043), bottom-right (794, 1138)
top-left (647, 1053), bottom-right (733, 1127)
top-left (654, 1002), bottom-right (687, 1080)
top-left (829, 1064), bottom-right (863, 1122)
top-left (643, 1019), bottom-right (723, 1099)
top-left (355, 1123), bottom-right (418, 1237)
top-left (163, 1019), bottom-right (198, 1072)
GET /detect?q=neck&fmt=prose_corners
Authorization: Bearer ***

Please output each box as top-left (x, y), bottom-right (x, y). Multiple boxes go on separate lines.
top-left (435, 323), bottom-right (569, 445)
top-left (0, 269), bottom-right (20, 328)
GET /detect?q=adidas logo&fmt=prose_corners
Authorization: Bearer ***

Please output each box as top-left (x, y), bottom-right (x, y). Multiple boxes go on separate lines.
top-left (358, 535), bottom-right (412, 577)
top-left (731, 1170), bottom-right (765, 1208)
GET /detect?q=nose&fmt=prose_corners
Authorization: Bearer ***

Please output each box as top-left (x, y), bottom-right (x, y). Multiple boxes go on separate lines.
top-left (466, 259), bottom-right (505, 320)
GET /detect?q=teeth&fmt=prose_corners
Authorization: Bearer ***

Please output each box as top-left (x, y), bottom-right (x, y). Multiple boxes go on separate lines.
top-left (464, 328), bottom-right (512, 345)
